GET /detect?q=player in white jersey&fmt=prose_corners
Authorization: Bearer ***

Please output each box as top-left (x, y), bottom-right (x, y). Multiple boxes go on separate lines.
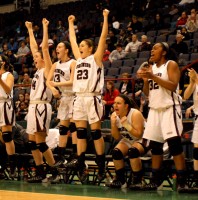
top-left (25, 18), bottom-right (58, 183)
top-left (107, 94), bottom-right (145, 189)
top-left (137, 42), bottom-right (188, 192)
top-left (184, 68), bottom-right (198, 190)
top-left (0, 55), bottom-right (16, 178)
top-left (46, 41), bottom-right (77, 168)
top-left (68, 9), bottom-right (109, 183)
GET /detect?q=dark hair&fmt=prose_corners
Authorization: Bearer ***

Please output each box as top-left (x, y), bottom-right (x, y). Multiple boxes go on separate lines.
top-left (160, 42), bottom-right (178, 62)
top-left (83, 39), bottom-right (95, 54)
top-left (106, 80), bottom-right (115, 92)
top-left (62, 41), bottom-right (72, 55)
top-left (1, 55), bottom-right (13, 72)
top-left (118, 94), bottom-right (139, 109)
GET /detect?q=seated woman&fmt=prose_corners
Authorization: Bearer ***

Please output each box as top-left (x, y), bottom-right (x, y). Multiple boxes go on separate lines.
top-left (107, 94), bottom-right (145, 189)
top-left (119, 73), bottom-right (132, 96)
top-left (103, 81), bottom-right (120, 119)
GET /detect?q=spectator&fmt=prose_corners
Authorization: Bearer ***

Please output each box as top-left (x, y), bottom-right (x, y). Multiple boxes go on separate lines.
top-left (176, 11), bottom-right (188, 28)
top-left (180, 27), bottom-right (191, 40)
top-left (106, 29), bottom-right (118, 52)
top-left (7, 38), bottom-right (18, 54)
top-left (117, 29), bottom-right (128, 47)
top-left (186, 10), bottom-right (198, 33)
top-left (119, 73), bottom-right (133, 96)
top-left (103, 43), bottom-right (111, 61)
top-left (22, 73), bottom-right (32, 85)
top-left (109, 43), bottom-right (127, 62)
top-left (103, 81), bottom-right (120, 119)
top-left (138, 35), bottom-right (152, 52)
top-left (170, 33), bottom-right (188, 55)
top-left (126, 15), bottom-right (143, 34)
top-left (125, 34), bottom-right (142, 54)
top-left (15, 41), bottom-right (30, 64)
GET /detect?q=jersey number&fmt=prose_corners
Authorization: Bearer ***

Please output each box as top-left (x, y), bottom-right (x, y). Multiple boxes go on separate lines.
top-left (54, 74), bottom-right (60, 82)
top-left (148, 80), bottom-right (159, 90)
top-left (77, 69), bottom-right (88, 80)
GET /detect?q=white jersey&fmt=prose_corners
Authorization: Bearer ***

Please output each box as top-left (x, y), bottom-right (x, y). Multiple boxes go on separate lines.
top-left (193, 84), bottom-right (198, 115)
top-left (30, 68), bottom-right (52, 101)
top-left (54, 59), bottom-right (74, 94)
top-left (0, 72), bottom-right (12, 100)
top-left (73, 55), bottom-right (104, 93)
top-left (116, 108), bottom-right (139, 143)
top-left (148, 60), bottom-right (182, 109)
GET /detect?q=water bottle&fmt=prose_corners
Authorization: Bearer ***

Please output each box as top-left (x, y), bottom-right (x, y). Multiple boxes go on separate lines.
top-left (172, 174), bottom-right (177, 191)
top-left (20, 167), bottom-right (24, 181)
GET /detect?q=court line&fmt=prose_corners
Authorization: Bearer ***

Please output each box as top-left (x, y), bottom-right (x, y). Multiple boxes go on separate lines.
top-left (0, 190), bottom-right (125, 200)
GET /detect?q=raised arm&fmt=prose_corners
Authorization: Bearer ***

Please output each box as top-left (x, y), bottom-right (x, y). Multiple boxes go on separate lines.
top-left (183, 68), bottom-right (197, 100)
top-left (94, 9), bottom-right (109, 66)
top-left (25, 21), bottom-right (38, 56)
top-left (68, 15), bottom-right (81, 60)
top-left (42, 18), bottom-right (52, 78)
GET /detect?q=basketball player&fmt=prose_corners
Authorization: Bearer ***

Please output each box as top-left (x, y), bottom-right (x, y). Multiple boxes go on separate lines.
top-left (0, 55), bottom-right (16, 178)
top-left (137, 42), bottom-right (188, 192)
top-left (25, 18), bottom-right (58, 183)
top-left (108, 94), bottom-right (146, 189)
top-left (67, 9), bottom-right (109, 183)
top-left (184, 68), bottom-right (198, 190)
top-left (46, 40), bottom-right (77, 168)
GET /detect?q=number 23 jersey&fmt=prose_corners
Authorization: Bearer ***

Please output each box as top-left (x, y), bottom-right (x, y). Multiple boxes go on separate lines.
top-left (73, 55), bottom-right (104, 93)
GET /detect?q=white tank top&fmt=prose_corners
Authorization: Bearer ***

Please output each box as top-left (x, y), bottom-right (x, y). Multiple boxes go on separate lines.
top-left (30, 68), bottom-right (52, 101)
top-left (116, 108), bottom-right (139, 142)
top-left (73, 55), bottom-right (104, 93)
top-left (53, 59), bottom-right (74, 94)
top-left (148, 60), bottom-right (182, 109)
top-left (0, 72), bottom-right (12, 100)
top-left (193, 84), bottom-right (198, 115)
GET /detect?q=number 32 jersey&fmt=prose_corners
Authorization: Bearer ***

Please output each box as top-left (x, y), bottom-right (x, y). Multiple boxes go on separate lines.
top-left (73, 55), bottom-right (104, 93)
top-left (148, 60), bottom-right (182, 109)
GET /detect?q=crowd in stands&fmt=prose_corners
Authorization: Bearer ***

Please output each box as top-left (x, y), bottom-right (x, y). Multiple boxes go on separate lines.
top-left (0, 0), bottom-right (198, 190)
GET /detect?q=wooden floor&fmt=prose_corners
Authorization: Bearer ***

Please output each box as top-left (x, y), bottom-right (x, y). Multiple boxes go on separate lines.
top-left (0, 190), bottom-right (121, 200)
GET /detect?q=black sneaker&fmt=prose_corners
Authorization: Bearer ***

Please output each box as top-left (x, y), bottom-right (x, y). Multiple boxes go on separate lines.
top-left (107, 179), bottom-right (127, 189)
top-left (177, 184), bottom-right (190, 193)
top-left (78, 165), bottom-right (89, 184)
top-left (129, 181), bottom-right (145, 190)
top-left (9, 167), bottom-right (16, 178)
top-left (27, 175), bottom-right (44, 183)
top-left (142, 182), bottom-right (158, 191)
top-left (65, 158), bottom-right (78, 169)
top-left (53, 159), bottom-right (67, 168)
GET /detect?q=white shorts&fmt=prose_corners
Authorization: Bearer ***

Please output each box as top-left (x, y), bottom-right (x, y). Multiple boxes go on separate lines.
top-left (143, 105), bottom-right (183, 143)
top-left (192, 116), bottom-right (198, 144)
top-left (0, 101), bottom-right (15, 126)
top-left (26, 103), bottom-right (52, 135)
top-left (57, 96), bottom-right (74, 120)
top-left (73, 95), bottom-right (103, 124)
top-left (120, 137), bottom-right (142, 148)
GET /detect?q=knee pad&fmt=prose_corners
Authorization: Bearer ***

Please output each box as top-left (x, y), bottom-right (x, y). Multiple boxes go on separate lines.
top-left (77, 128), bottom-right (87, 139)
top-left (2, 131), bottom-right (12, 143)
top-left (128, 147), bottom-right (140, 159)
top-left (193, 148), bottom-right (198, 160)
top-left (112, 148), bottom-right (123, 160)
top-left (69, 122), bottom-right (76, 133)
top-left (167, 136), bottom-right (183, 156)
top-left (91, 129), bottom-right (102, 140)
top-left (28, 141), bottom-right (38, 151)
top-left (37, 142), bottom-right (49, 153)
top-left (59, 125), bottom-right (69, 136)
top-left (150, 141), bottom-right (163, 155)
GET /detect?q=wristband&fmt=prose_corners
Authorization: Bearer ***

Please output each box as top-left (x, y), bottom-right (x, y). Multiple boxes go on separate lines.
top-left (123, 123), bottom-right (132, 132)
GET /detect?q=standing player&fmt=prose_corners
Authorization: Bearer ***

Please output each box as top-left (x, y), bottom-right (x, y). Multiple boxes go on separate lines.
top-left (46, 40), bottom-right (77, 167)
top-left (137, 42), bottom-right (188, 192)
top-left (108, 94), bottom-right (145, 189)
top-left (0, 55), bottom-right (16, 178)
top-left (25, 18), bottom-right (58, 183)
top-left (184, 68), bottom-right (198, 190)
top-left (68, 9), bottom-right (109, 183)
